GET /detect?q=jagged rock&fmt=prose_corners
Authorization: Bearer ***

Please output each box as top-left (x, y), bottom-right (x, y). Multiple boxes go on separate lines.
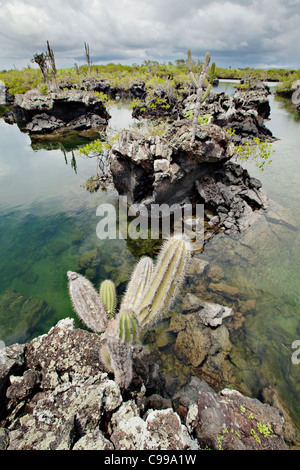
top-left (0, 319), bottom-right (292, 450)
top-left (182, 90), bottom-right (274, 144)
top-left (72, 430), bottom-right (114, 450)
top-left (181, 293), bottom-right (233, 327)
top-left (0, 428), bottom-right (9, 450)
top-left (11, 89), bottom-right (110, 134)
top-left (83, 78), bottom-right (111, 94)
top-left (0, 344), bottom-right (25, 415)
top-left (110, 408), bottom-right (199, 450)
top-left (129, 81), bottom-right (146, 99)
top-left (109, 119), bottom-right (268, 235)
top-left (233, 86), bottom-right (271, 119)
top-left (109, 119), bottom-right (234, 205)
top-left (193, 388), bottom-right (287, 450)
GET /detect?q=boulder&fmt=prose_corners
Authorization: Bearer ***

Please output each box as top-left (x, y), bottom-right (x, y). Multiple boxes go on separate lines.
top-left (109, 119), bottom-right (234, 205)
top-left (193, 388), bottom-right (287, 450)
top-left (233, 86), bottom-right (271, 119)
top-left (0, 318), bottom-right (292, 450)
top-left (11, 89), bottom-right (110, 134)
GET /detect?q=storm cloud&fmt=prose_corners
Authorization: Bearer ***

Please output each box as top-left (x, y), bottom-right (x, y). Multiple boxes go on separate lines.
top-left (0, 0), bottom-right (299, 69)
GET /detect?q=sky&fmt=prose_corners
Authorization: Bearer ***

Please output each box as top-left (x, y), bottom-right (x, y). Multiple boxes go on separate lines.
top-left (0, 0), bottom-right (299, 71)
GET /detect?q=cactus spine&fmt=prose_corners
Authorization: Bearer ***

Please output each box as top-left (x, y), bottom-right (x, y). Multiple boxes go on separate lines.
top-left (67, 271), bottom-right (109, 333)
top-left (133, 235), bottom-right (192, 328)
top-left (99, 279), bottom-right (117, 319)
top-left (187, 49), bottom-right (216, 143)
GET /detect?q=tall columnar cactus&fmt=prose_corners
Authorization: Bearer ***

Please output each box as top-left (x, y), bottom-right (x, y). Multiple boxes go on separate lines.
top-left (67, 234), bottom-right (192, 389)
top-left (99, 279), bottom-right (117, 319)
top-left (67, 271), bottom-right (108, 333)
top-left (187, 49), bottom-right (216, 143)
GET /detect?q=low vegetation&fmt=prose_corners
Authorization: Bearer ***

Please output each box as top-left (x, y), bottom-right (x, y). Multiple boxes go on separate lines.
top-left (1, 56), bottom-right (299, 97)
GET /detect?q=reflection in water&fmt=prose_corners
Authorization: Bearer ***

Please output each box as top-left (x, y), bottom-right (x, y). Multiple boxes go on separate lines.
top-left (0, 91), bottom-right (300, 432)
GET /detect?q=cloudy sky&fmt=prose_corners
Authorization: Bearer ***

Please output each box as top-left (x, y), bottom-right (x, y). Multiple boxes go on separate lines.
top-left (0, 0), bottom-right (299, 70)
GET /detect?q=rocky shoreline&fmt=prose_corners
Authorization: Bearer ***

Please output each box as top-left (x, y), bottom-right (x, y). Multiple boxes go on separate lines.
top-left (3, 88), bottom-right (110, 134)
top-left (1, 80), bottom-right (299, 451)
top-left (0, 318), bottom-right (289, 450)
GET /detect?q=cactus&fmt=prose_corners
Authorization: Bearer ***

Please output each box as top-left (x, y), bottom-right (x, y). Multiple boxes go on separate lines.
top-left (99, 279), bottom-right (116, 319)
top-left (103, 319), bottom-right (133, 389)
top-left (187, 49), bottom-right (216, 143)
top-left (67, 271), bottom-right (108, 333)
top-left (133, 234), bottom-right (192, 328)
top-left (118, 310), bottom-right (139, 343)
top-left (119, 256), bottom-right (154, 315)
top-left (67, 234), bottom-right (192, 389)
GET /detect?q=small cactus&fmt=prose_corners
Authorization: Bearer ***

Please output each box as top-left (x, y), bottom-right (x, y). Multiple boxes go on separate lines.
top-left (118, 310), bottom-right (139, 343)
top-left (99, 279), bottom-right (117, 319)
top-left (67, 271), bottom-right (108, 333)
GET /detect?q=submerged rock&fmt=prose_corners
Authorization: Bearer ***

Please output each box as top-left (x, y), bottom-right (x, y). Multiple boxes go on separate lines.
top-left (0, 289), bottom-right (53, 345)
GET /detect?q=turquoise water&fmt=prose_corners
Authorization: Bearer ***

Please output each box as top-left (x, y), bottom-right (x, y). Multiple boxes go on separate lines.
top-left (0, 90), bottom-right (300, 430)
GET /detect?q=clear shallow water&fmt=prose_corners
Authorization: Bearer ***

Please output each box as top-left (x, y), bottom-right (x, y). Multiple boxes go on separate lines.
top-left (0, 107), bottom-right (138, 344)
top-left (0, 91), bottom-right (300, 429)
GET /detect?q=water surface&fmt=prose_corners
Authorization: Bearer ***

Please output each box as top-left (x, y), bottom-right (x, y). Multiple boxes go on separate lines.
top-left (0, 91), bottom-right (299, 429)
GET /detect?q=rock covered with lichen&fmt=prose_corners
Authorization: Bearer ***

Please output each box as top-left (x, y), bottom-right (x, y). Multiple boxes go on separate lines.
top-left (0, 318), bottom-right (290, 450)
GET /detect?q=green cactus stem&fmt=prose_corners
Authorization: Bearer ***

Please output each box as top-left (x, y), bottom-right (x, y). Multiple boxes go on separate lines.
top-left (67, 271), bottom-right (108, 333)
top-left (209, 62), bottom-right (216, 85)
top-left (118, 310), bottom-right (139, 343)
top-left (119, 256), bottom-right (154, 315)
top-left (134, 234), bottom-right (192, 328)
top-left (99, 279), bottom-right (117, 319)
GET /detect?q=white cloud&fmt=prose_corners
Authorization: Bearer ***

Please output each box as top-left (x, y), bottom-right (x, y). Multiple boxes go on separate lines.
top-left (0, 0), bottom-right (299, 69)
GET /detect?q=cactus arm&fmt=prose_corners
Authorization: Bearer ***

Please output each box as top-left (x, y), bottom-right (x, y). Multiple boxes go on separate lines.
top-left (201, 83), bottom-right (212, 103)
top-left (134, 235), bottom-right (192, 328)
top-left (209, 62), bottom-right (216, 84)
top-left (187, 48), bottom-right (199, 88)
top-left (99, 279), bottom-right (117, 319)
top-left (67, 271), bottom-right (109, 333)
top-left (119, 256), bottom-right (154, 315)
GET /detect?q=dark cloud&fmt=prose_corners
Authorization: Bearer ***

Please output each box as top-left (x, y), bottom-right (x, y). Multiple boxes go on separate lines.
top-left (0, 0), bottom-right (299, 69)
